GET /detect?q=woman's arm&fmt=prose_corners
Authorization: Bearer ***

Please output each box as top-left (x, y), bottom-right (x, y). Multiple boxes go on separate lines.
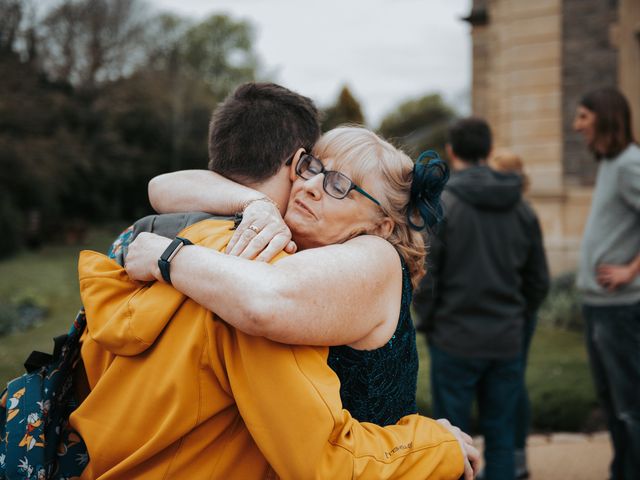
top-left (125, 233), bottom-right (402, 348)
top-left (148, 170), bottom-right (295, 260)
top-left (148, 170), bottom-right (263, 215)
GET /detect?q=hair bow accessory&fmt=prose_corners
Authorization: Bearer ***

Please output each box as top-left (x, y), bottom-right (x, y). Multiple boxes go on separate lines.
top-left (408, 150), bottom-right (450, 231)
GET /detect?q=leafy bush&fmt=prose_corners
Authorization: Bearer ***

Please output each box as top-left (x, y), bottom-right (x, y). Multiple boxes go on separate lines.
top-left (416, 325), bottom-right (599, 432)
top-left (526, 327), bottom-right (598, 432)
top-left (529, 373), bottom-right (597, 432)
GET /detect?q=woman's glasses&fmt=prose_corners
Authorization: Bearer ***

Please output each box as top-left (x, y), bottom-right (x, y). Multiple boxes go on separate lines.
top-left (295, 153), bottom-right (381, 206)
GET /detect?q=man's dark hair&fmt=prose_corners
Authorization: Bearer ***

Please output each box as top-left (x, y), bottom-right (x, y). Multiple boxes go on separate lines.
top-left (208, 82), bottom-right (321, 182)
top-left (448, 117), bottom-right (492, 164)
top-left (580, 87), bottom-right (635, 160)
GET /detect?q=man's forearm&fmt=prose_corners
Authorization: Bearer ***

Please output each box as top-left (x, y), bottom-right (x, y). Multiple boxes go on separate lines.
top-left (522, 219), bottom-right (550, 312)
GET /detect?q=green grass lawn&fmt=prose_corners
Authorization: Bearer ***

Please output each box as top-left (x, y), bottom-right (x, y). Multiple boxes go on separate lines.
top-left (0, 229), bottom-right (598, 431)
top-left (0, 226), bottom-right (124, 383)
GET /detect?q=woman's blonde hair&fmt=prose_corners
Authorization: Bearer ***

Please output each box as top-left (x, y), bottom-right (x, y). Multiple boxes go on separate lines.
top-left (489, 150), bottom-right (529, 192)
top-left (312, 126), bottom-right (427, 287)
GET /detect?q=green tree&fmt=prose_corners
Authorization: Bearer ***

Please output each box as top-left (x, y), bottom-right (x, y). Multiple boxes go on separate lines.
top-left (322, 85), bottom-right (365, 132)
top-left (378, 93), bottom-right (456, 159)
top-left (87, 68), bottom-right (217, 221)
top-left (0, 5), bottom-right (261, 256)
top-left (38, 0), bottom-right (150, 89)
top-left (180, 14), bottom-right (258, 100)
top-left (0, 0), bottom-right (22, 55)
top-left (0, 50), bottom-right (93, 249)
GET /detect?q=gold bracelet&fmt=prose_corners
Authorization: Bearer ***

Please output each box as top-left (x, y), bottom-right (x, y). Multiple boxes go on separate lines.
top-left (240, 196), bottom-right (279, 213)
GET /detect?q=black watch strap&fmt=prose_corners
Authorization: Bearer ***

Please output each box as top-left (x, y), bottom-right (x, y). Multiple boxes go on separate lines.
top-left (158, 236), bottom-right (193, 284)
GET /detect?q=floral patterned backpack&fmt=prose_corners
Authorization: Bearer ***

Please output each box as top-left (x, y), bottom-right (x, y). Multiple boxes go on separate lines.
top-left (0, 309), bottom-right (88, 480)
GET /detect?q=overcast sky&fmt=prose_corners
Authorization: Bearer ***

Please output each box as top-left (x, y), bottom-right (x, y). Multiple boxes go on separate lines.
top-left (149, 0), bottom-right (472, 126)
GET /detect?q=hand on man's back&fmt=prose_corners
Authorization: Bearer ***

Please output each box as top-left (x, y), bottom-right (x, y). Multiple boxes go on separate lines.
top-left (226, 198), bottom-right (297, 262)
top-left (436, 418), bottom-right (480, 480)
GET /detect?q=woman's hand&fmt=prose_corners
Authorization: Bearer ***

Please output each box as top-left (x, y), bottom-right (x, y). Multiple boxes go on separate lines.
top-left (226, 198), bottom-right (297, 262)
top-left (125, 233), bottom-right (172, 282)
top-left (436, 418), bottom-right (480, 480)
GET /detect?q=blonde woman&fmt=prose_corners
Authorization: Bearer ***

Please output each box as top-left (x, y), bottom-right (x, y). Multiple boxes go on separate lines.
top-left (130, 127), bottom-right (446, 425)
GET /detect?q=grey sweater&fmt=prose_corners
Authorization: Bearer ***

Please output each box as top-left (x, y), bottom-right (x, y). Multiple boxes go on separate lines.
top-left (577, 143), bottom-right (640, 305)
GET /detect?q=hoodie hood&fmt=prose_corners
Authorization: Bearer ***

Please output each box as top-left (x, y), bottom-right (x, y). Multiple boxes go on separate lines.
top-left (447, 165), bottom-right (522, 210)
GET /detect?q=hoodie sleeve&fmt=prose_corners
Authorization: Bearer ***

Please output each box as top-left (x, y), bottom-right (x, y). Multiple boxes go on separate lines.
top-left (520, 208), bottom-right (550, 315)
top-left (413, 232), bottom-right (445, 332)
top-left (224, 331), bottom-right (465, 479)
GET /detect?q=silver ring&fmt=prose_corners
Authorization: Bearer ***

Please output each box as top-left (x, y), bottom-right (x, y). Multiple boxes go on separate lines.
top-left (248, 225), bottom-right (260, 234)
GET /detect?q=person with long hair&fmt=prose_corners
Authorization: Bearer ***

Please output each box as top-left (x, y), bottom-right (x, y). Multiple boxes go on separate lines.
top-left (574, 87), bottom-right (640, 480)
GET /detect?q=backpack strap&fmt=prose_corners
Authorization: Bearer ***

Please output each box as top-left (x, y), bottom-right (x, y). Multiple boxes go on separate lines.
top-left (23, 334), bottom-right (69, 374)
top-left (23, 352), bottom-right (52, 374)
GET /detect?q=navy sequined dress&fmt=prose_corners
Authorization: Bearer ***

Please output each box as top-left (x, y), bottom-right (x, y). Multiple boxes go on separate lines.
top-left (327, 257), bottom-right (418, 426)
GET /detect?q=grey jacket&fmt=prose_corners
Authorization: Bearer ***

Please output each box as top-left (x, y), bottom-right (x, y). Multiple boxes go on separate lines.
top-left (413, 165), bottom-right (550, 359)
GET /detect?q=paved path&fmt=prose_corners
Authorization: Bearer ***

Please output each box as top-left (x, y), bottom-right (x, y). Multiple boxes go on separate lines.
top-left (476, 432), bottom-right (612, 480)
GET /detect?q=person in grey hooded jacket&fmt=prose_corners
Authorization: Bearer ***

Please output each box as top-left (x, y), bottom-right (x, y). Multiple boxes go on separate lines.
top-left (413, 117), bottom-right (549, 480)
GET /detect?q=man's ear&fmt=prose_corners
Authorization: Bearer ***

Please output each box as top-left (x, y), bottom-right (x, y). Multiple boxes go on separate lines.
top-left (445, 143), bottom-right (454, 162)
top-left (289, 148), bottom-right (305, 182)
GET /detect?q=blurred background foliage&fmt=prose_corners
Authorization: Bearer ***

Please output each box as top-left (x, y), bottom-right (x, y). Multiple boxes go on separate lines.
top-left (0, 0), bottom-right (259, 257)
top-left (0, 0), bottom-right (459, 259)
top-left (322, 85), bottom-right (365, 132)
top-left (378, 93), bottom-right (456, 159)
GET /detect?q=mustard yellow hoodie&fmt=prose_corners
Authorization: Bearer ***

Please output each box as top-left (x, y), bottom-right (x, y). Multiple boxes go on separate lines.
top-left (71, 219), bottom-right (464, 479)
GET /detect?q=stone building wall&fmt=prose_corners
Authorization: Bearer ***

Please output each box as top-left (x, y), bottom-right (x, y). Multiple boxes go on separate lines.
top-left (469, 0), bottom-right (564, 195)
top-left (562, 0), bottom-right (618, 186)
top-left (617, 0), bottom-right (640, 143)
top-left (466, 0), bottom-right (639, 275)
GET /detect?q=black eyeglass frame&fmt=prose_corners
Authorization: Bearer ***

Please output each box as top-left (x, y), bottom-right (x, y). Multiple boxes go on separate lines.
top-left (294, 153), bottom-right (381, 206)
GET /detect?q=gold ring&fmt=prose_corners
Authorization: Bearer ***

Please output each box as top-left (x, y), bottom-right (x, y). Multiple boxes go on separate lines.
top-left (248, 225), bottom-right (260, 234)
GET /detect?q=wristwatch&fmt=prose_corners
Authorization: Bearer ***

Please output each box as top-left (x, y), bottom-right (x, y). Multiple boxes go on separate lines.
top-left (158, 236), bottom-right (193, 284)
